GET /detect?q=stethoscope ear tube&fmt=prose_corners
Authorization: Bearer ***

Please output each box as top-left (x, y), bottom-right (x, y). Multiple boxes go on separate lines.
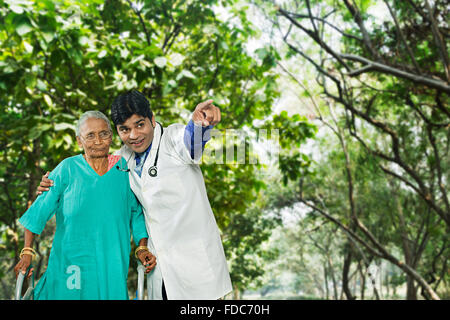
top-left (116, 165), bottom-right (130, 172)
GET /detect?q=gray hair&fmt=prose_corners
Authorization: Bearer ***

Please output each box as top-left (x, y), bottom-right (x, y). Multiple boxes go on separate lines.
top-left (76, 111), bottom-right (112, 137)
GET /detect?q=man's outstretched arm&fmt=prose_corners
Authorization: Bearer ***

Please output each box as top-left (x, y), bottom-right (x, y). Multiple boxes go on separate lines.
top-left (183, 99), bottom-right (221, 159)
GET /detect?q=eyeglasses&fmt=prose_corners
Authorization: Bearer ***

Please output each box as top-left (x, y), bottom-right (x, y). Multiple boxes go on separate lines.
top-left (81, 131), bottom-right (112, 142)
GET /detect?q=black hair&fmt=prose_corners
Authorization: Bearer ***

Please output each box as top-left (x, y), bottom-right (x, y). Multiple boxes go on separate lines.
top-left (110, 90), bottom-right (153, 126)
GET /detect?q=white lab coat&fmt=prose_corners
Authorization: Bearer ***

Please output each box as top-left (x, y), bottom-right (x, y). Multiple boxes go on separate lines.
top-left (115, 122), bottom-right (232, 300)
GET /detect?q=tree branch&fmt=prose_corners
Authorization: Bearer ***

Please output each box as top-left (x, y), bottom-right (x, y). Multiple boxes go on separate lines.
top-left (298, 197), bottom-right (441, 299)
top-left (341, 54), bottom-right (450, 93)
top-left (286, 12), bottom-right (363, 41)
top-left (162, 24), bottom-right (181, 54)
top-left (126, 0), bottom-right (151, 46)
top-left (277, 7), bottom-right (351, 71)
top-left (424, 0), bottom-right (450, 82)
top-left (383, 0), bottom-right (421, 73)
top-left (342, 0), bottom-right (380, 60)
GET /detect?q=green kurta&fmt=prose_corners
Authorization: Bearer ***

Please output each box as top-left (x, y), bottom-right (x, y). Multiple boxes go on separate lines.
top-left (19, 154), bottom-right (148, 300)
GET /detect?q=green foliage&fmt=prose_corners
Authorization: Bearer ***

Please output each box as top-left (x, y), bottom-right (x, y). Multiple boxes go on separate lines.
top-left (261, 111), bottom-right (317, 185)
top-left (257, 0), bottom-right (449, 299)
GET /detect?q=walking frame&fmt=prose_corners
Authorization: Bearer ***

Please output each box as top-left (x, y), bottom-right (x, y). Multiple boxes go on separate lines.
top-left (14, 262), bottom-right (151, 300)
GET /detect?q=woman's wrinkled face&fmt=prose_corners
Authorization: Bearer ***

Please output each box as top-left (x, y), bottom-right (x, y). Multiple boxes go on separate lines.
top-left (76, 118), bottom-right (112, 159)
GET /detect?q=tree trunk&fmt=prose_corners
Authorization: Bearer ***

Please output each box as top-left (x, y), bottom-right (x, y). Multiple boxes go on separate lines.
top-left (324, 265), bottom-right (329, 299)
top-left (232, 285), bottom-right (241, 300)
top-left (342, 248), bottom-right (356, 300)
top-left (27, 137), bottom-right (41, 208)
top-left (385, 272), bottom-right (390, 298)
top-left (406, 277), bottom-right (418, 300)
top-left (378, 263), bottom-right (383, 299)
top-left (357, 261), bottom-right (366, 300)
top-left (327, 255), bottom-right (338, 299)
top-left (299, 199), bottom-right (441, 299)
top-left (395, 192), bottom-right (420, 300)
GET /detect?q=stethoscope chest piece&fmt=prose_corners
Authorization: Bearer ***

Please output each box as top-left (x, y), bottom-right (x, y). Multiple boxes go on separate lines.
top-left (145, 122), bottom-right (164, 178)
top-left (148, 166), bottom-right (158, 177)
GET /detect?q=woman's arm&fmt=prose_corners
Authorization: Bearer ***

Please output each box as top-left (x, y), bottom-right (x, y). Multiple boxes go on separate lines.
top-left (13, 229), bottom-right (35, 278)
top-left (138, 238), bottom-right (147, 247)
top-left (15, 160), bottom-right (67, 280)
top-left (129, 187), bottom-right (156, 273)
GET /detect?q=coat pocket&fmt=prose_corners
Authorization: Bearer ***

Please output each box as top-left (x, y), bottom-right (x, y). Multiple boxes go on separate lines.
top-left (170, 238), bottom-right (215, 288)
top-left (149, 173), bottom-right (185, 209)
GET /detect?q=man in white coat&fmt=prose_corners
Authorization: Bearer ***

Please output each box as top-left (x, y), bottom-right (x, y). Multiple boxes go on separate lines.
top-left (38, 90), bottom-right (232, 300)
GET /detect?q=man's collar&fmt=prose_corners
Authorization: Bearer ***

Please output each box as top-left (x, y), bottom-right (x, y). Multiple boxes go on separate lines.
top-left (134, 142), bottom-right (152, 160)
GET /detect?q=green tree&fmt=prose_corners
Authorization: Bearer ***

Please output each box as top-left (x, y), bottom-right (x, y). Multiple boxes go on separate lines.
top-left (256, 0), bottom-right (449, 299)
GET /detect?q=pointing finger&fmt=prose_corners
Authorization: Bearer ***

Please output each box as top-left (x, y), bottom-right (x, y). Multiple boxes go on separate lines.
top-left (196, 99), bottom-right (214, 111)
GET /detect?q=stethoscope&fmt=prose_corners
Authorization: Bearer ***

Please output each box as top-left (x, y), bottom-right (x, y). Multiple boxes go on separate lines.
top-left (148, 122), bottom-right (163, 177)
top-left (116, 122), bottom-right (164, 177)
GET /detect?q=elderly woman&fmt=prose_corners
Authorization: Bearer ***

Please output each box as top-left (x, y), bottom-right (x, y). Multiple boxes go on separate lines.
top-left (14, 111), bottom-right (156, 300)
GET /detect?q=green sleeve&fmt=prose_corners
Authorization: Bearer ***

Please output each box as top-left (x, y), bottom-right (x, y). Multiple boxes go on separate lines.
top-left (130, 194), bottom-right (148, 246)
top-left (19, 160), bottom-right (67, 235)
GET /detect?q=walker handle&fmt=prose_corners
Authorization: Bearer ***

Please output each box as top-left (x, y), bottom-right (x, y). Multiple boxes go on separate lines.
top-left (14, 265), bottom-right (34, 300)
top-left (137, 263), bottom-right (145, 300)
top-left (14, 272), bottom-right (25, 300)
